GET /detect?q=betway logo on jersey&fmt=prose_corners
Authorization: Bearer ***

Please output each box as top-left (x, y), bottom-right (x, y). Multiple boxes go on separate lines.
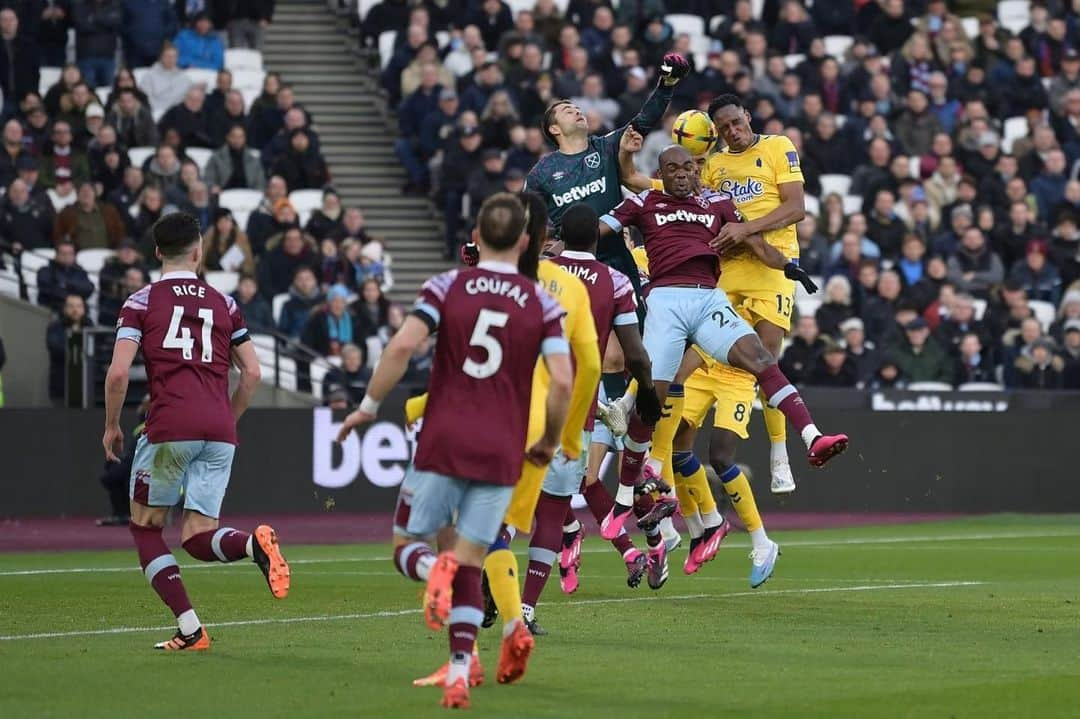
top-left (552, 177), bottom-right (606, 207)
top-left (717, 178), bottom-right (765, 204)
top-left (655, 208), bottom-right (716, 228)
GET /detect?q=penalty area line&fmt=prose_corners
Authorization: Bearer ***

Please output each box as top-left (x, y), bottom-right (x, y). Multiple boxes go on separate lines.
top-left (0, 581), bottom-right (985, 642)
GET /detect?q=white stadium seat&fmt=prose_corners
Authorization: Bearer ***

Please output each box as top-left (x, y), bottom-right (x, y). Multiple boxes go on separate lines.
top-left (289, 189), bottom-right (323, 227)
top-left (225, 48), bottom-right (263, 71)
top-left (819, 174), bottom-right (852, 197)
top-left (784, 53), bottom-right (805, 69)
top-left (960, 16), bottom-right (979, 39)
top-left (1002, 116), bottom-right (1029, 154)
top-left (506, 0), bottom-right (534, 14)
top-left (824, 35), bottom-right (853, 59)
top-left (667, 14), bottom-right (706, 41)
top-left (958, 382), bottom-right (1005, 391)
top-left (795, 275), bottom-right (823, 301)
top-left (184, 68), bottom-right (218, 88)
top-left (356, 0), bottom-right (380, 23)
top-left (272, 292), bottom-right (290, 324)
top-left (76, 249), bottom-right (114, 274)
top-left (205, 270), bottom-right (239, 296)
top-left (379, 30), bottom-right (396, 70)
top-left (906, 382), bottom-right (955, 391)
top-left (185, 147), bottom-right (213, 173)
top-left (231, 68), bottom-right (266, 92)
top-left (796, 297), bottom-right (821, 319)
top-left (133, 67), bottom-right (150, 86)
top-left (997, 0), bottom-right (1031, 35)
top-left (842, 195), bottom-right (863, 215)
top-left (219, 188), bottom-right (264, 215)
top-left (39, 66), bottom-right (60, 97)
top-left (1028, 300), bottom-right (1056, 332)
top-left (240, 87), bottom-right (260, 112)
top-left (804, 194), bottom-right (820, 217)
top-left (310, 361), bottom-right (328, 401)
top-left (95, 87), bottom-right (111, 105)
top-left (127, 146), bottom-right (155, 169)
top-left (233, 209), bottom-right (252, 231)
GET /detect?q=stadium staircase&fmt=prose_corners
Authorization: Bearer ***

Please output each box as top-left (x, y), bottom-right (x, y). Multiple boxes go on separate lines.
top-left (265, 0), bottom-right (452, 303)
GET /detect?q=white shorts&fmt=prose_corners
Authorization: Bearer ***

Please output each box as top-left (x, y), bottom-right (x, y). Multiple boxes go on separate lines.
top-left (643, 286), bottom-right (756, 382)
top-left (542, 430), bottom-right (591, 497)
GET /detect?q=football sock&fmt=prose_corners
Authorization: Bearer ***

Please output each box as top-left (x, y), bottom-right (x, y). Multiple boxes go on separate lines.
top-left (561, 506), bottom-right (580, 537)
top-left (482, 549), bottom-right (522, 625)
top-left (756, 364), bottom-right (819, 447)
top-left (393, 542), bottom-right (436, 582)
top-left (643, 523), bottom-right (662, 548)
top-left (447, 565), bottom-right (483, 685)
top-left (130, 522), bottom-right (197, 631)
top-left (582, 481), bottom-right (635, 555)
top-left (181, 528), bottom-right (252, 562)
top-left (672, 449), bottom-right (720, 523)
top-left (521, 492), bottom-right (568, 610)
top-left (684, 510), bottom-right (705, 539)
top-left (403, 393), bottom-right (427, 426)
top-left (617, 412), bottom-right (654, 503)
top-left (649, 384), bottom-right (683, 474)
top-left (719, 465), bottom-right (769, 552)
top-left (760, 387), bottom-right (790, 464)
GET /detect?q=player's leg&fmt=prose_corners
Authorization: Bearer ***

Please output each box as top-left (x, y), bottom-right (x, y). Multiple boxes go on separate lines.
top-left (127, 437), bottom-right (207, 650)
top-left (178, 441), bottom-right (290, 599)
top-left (755, 318), bottom-right (797, 494)
top-left (708, 428), bottom-right (779, 588)
top-left (577, 436), bottom-right (648, 587)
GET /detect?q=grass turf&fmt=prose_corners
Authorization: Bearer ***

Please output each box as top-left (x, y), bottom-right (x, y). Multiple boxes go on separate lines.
top-left (1, 515), bottom-right (1079, 718)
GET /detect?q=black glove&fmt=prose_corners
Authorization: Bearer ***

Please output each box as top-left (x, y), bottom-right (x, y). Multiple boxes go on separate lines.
top-left (658, 53), bottom-right (690, 85)
top-left (784, 262), bottom-right (818, 293)
top-left (635, 384), bottom-right (663, 426)
top-left (459, 242), bottom-right (479, 267)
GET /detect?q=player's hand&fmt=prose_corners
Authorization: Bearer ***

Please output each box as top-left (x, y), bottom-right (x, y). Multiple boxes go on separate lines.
top-left (713, 221), bottom-right (753, 250)
top-left (335, 409), bottom-right (375, 443)
top-left (658, 53), bottom-right (690, 86)
top-left (784, 262), bottom-right (818, 293)
top-left (525, 438), bottom-right (558, 466)
top-left (620, 125), bottom-right (644, 153)
top-left (635, 385), bottom-right (663, 426)
top-left (459, 241), bottom-right (479, 266)
top-left (103, 424), bottom-right (124, 463)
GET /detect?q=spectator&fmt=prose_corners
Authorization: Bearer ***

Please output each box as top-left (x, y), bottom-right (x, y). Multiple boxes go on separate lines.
top-left (505, 126), bottom-right (545, 175)
top-left (992, 201), bottom-right (1039, 270)
top-left (396, 63), bottom-right (446, 194)
top-left (231, 274), bottom-right (273, 333)
top-left (226, 0), bottom-right (273, 50)
top-left (893, 316), bottom-right (954, 384)
top-left (804, 113), bottom-right (853, 176)
top-left (840, 317), bottom-right (879, 387)
top-left (260, 105), bottom-right (319, 170)
top-left (158, 85), bottom-right (212, 148)
top-left (72, 0), bottom-right (121, 89)
top-left (896, 234), bottom-right (927, 286)
top-left (43, 63), bottom-right (82, 116)
top-left (466, 148), bottom-right (506, 220)
top-left (271, 128), bottom-right (330, 192)
top-left (173, 12), bottom-right (223, 70)
top-left (815, 275), bottom-right (856, 339)
top-left (871, 354), bottom-right (906, 389)
top-left (46, 293), bottom-right (93, 400)
top-left (316, 236), bottom-right (341, 287)
top-left (401, 43), bottom-right (454, 99)
top-left (41, 121), bottom-right (91, 188)
top-left (304, 188), bottom-right (343, 242)
top-left (121, 0), bottom-right (177, 69)
top-left (571, 73), bottom-right (618, 131)
top-left (57, 82), bottom-right (96, 142)
top-left (1009, 239), bottom-right (1062, 305)
top-left (245, 176), bottom-right (289, 255)
top-left (246, 72), bottom-right (281, 140)
top-left (892, 33), bottom-right (938, 97)
top-left (479, 89), bottom-right (520, 150)
top-left (53, 180), bottom-right (125, 249)
top-left (1000, 55), bottom-right (1049, 117)
top-left (340, 237), bottom-right (392, 294)
top-left (438, 124), bottom-right (483, 258)
top-left (102, 66), bottom-right (148, 112)
top-left (825, 231), bottom-right (872, 283)
top-left (868, 0), bottom-right (913, 56)
top-left (143, 143), bottom-right (182, 195)
top-left (37, 240), bottom-right (93, 313)
top-left (1062, 320), bottom-right (1080, 388)
top-left (107, 163), bottom-right (142, 216)
top-left (953, 332), bottom-right (996, 386)
top-left (770, 0), bottom-right (819, 55)
top-left (780, 315), bottom-right (824, 384)
top-left (462, 60), bottom-right (506, 116)
top-left (1050, 290), bottom-right (1080, 345)
top-left (97, 237), bottom-right (146, 319)
top-left (330, 207), bottom-right (372, 245)
top-left (1031, 149), bottom-right (1068, 223)
top-left (947, 227), bottom-right (1004, 298)
top-left (866, 188), bottom-right (906, 259)
top-left (208, 89), bottom-right (247, 148)
top-left (1013, 336), bottom-right (1065, 389)
top-left (321, 342), bottom-right (370, 406)
top-left (467, 0), bottom-right (513, 53)
top-left (47, 167), bottom-right (78, 212)
top-left (806, 340), bottom-right (857, 388)
top-left (39, 1), bottom-right (72, 68)
top-left (895, 90), bottom-right (942, 157)
top-left (0, 10), bottom-right (40, 117)
top-left (202, 207), bottom-right (255, 274)
top-left (277, 265), bottom-right (323, 339)
top-left (204, 123), bottom-right (264, 193)
top-left (258, 225), bottom-right (316, 298)
top-left (129, 184), bottom-right (165, 260)
top-left (554, 47), bottom-right (589, 100)
top-left (1049, 52), bottom-right (1080, 117)
top-left (139, 43), bottom-right (191, 120)
top-left (352, 277), bottom-right (391, 339)
top-left (106, 87), bottom-right (158, 148)
top-left (185, 180), bottom-right (213, 231)
top-left (0, 119), bottom-right (27, 189)
top-left (301, 283), bottom-right (361, 357)
top-left (0, 177), bottom-right (53, 251)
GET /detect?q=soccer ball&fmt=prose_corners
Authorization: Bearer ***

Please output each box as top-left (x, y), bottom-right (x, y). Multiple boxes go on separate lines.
top-left (670, 110), bottom-right (718, 157)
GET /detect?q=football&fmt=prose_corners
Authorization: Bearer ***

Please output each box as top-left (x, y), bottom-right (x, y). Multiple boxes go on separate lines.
top-left (670, 109), bottom-right (718, 157)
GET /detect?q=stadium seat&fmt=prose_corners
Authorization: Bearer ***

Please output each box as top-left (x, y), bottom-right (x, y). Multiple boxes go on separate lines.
top-left (231, 69), bottom-right (266, 93)
top-left (795, 275), bottom-right (823, 301)
top-left (667, 14), bottom-right (706, 43)
top-left (39, 66), bottom-right (60, 97)
top-left (224, 48), bottom-right (263, 71)
top-left (365, 336), bottom-right (383, 369)
top-left (127, 146), bottom-right (155, 169)
top-left (960, 16), bottom-right (979, 39)
top-left (751, 0), bottom-right (764, 19)
top-left (906, 382), bottom-right (954, 391)
top-left (289, 189), bottom-right (323, 227)
top-left (972, 298), bottom-right (987, 320)
top-left (356, 0), bottom-right (380, 23)
top-left (1028, 300), bottom-right (1055, 332)
top-left (796, 296), bottom-right (821, 319)
top-left (958, 382), bottom-right (1005, 391)
top-left (76, 248), bottom-right (114, 274)
top-left (310, 361), bottom-right (328, 401)
top-left (435, 30), bottom-right (449, 49)
top-left (819, 174), bottom-right (852, 197)
top-left (95, 87), bottom-right (110, 105)
top-left (842, 195), bottom-right (863, 215)
top-left (708, 15), bottom-right (727, 35)
top-left (505, 0), bottom-right (534, 13)
top-left (149, 269), bottom-right (161, 281)
top-left (184, 68), bottom-right (218, 88)
top-left (133, 67), bottom-right (150, 86)
top-left (997, 0), bottom-right (1031, 35)
top-left (378, 30), bottom-right (396, 70)
top-left (272, 292), bottom-right (290, 324)
top-left (239, 86), bottom-right (260, 112)
top-left (0, 263), bottom-right (19, 299)
top-left (19, 249), bottom-right (53, 274)
top-left (232, 209), bottom-right (252, 230)
top-left (205, 270), bottom-right (239, 295)
top-left (250, 333), bottom-right (276, 351)
top-left (219, 188), bottom-right (263, 215)
top-left (1001, 116), bottom-right (1029, 154)
top-left (804, 194), bottom-right (820, 217)
top-left (784, 53), bottom-right (805, 69)
top-left (824, 35), bottom-right (853, 59)
top-left (186, 147), bottom-right (212, 173)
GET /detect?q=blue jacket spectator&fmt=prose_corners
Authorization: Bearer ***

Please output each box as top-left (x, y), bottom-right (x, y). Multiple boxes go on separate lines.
top-left (277, 265), bottom-right (324, 339)
top-left (173, 13), bottom-right (224, 70)
top-left (122, 0), bottom-right (177, 69)
top-left (72, 1), bottom-right (123, 89)
top-left (1009, 240), bottom-right (1063, 305)
top-left (1030, 151), bottom-right (1068, 223)
top-left (418, 89), bottom-right (460, 158)
top-left (36, 241), bottom-right (95, 314)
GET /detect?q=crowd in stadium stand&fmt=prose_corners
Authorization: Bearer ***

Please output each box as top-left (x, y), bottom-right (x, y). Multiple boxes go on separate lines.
top-left (368, 0), bottom-right (1080, 391)
top-left (0, 1), bottom-right (413, 403)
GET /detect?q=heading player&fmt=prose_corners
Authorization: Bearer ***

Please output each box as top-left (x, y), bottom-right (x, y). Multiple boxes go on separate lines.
top-left (594, 145), bottom-right (849, 546)
top-left (102, 212), bottom-right (290, 651)
top-left (335, 194), bottom-right (573, 710)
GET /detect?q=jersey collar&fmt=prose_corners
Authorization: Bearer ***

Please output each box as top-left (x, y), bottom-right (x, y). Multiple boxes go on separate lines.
top-left (160, 270), bottom-right (199, 280)
top-left (725, 134), bottom-right (762, 155)
top-left (560, 250), bottom-right (596, 260)
top-left (477, 260), bottom-right (518, 274)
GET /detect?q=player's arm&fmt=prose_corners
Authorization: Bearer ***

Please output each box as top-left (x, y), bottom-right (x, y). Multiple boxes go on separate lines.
top-left (103, 339), bottom-right (138, 462)
top-left (229, 340), bottom-right (261, 420)
top-left (739, 234), bottom-right (819, 293)
top-left (617, 125), bottom-right (655, 194)
top-left (612, 322), bottom-right (662, 424)
top-left (598, 192), bottom-right (643, 239)
top-left (528, 350), bottom-right (573, 466)
top-left (561, 305), bottom-right (601, 460)
top-left (620, 54), bottom-right (688, 138)
top-left (716, 180), bottom-right (805, 244)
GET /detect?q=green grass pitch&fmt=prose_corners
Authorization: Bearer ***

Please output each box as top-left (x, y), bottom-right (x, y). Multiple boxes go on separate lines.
top-left (2, 515), bottom-right (1079, 718)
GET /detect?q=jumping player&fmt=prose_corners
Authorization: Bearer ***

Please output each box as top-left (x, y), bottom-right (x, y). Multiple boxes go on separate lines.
top-left (102, 212), bottom-right (290, 651)
top-left (336, 194), bottom-right (573, 710)
top-left (595, 146), bottom-right (849, 545)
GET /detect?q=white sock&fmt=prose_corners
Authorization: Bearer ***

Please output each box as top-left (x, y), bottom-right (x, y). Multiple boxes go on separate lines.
top-left (447, 651), bottom-right (472, 685)
top-left (770, 441), bottom-right (789, 465)
top-left (645, 457), bottom-right (662, 475)
top-left (701, 509), bottom-right (723, 529)
top-left (563, 519), bottom-right (581, 534)
top-left (522, 604), bottom-right (535, 622)
top-left (615, 483), bottom-right (635, 506)
top-left (684, 512), bottom-right (704, 538)
top-left (800, 424), bottom-right (820, 449)
top-left (177, 609), bottom-right (201, 636)
top-left (415, 552), bottom-right (435, 581)
top-left (659, 516), bottom-right (678, 540)
top-left (244, 535), bottom-right (253, 558)
top-left (750, 527), bottom-right (770, 553)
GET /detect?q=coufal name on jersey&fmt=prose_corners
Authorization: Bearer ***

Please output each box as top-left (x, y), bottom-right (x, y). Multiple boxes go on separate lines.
top-left (465, 276), bottom-right (529, 308)
top-left (552, 177), bottom-right (606, 207)
top-left (654, 208), bottom-right (716, 228)
top-left (717, 178), bottom-right (765, 204)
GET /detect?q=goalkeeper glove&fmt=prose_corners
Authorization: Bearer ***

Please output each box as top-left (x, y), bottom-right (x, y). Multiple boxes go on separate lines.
top-left (635, 384), bottom-right (663, 426)
top-left (658, 53), bottom-right (689, 85)
top-left (459, 242), bottom-right (479, 267)
top-left (784, 262), bottom-right (818, 293)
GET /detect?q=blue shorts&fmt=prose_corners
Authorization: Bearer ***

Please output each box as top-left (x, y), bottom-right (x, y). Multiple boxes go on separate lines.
top-left (542, 430), bottom-right (591, 496)
top-left (392, 464), bottom-right (426, 537)
top-left (130, 435), bottom-right (236, 519)
top-left (403, 468), bottom-right (514, 547)
top-left (643, 286), bottom-right (756, 382)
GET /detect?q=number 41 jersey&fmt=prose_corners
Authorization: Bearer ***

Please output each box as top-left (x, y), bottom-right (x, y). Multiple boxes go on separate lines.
top-left (116, 270), bottom-right (250, 445)
top-left (411, 261), bottom-right (567, 487)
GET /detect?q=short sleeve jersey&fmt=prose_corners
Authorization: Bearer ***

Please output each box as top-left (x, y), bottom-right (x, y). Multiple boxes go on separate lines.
top-left (601, 189), bottom-right (741, 289)
top-left (411, 262), bottom-right (567, 486)
top-left (701, 134), bottom-right (803, 261)
top-left (116, 271), bottom-right (250, 445)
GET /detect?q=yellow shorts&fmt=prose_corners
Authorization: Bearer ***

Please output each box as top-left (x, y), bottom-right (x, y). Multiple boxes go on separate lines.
top-left (720, 259), bottom-right (796, 332)
top-left (682, 361), bottom-right (757, 439)
top-left (503, 375), bottom-right (548, 532)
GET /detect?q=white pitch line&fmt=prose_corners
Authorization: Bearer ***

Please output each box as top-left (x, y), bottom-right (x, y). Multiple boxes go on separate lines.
top-left (0, 581), bottom-right (984, 642)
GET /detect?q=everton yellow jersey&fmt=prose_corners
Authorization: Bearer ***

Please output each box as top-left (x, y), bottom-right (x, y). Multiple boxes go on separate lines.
top-left (702, 134), bottom-right (802, 261)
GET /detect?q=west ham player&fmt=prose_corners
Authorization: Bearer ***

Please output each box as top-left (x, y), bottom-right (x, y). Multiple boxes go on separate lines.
top-left (335, 194), bottom-right (573, 710)
top-left (595, 146), bottom-right (849, 545)
top-left (102, 212), bottom-right (290, 651)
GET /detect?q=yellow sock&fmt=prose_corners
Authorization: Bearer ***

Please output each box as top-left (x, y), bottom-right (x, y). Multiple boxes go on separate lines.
top-left (482, 549), bottom-right (522, 626)
top-left (719, 467), bottom-right (763, 533)
top-left (760, 388), bottom-right (786, 445)
top-left (673, 472), bottom-right (698, 516)
top-left (651, 387), bottom-right (684, 464)
top-left (673, 456), bottom-right (718, 514)
top-left (404, 393), bottom-right (428, 426)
